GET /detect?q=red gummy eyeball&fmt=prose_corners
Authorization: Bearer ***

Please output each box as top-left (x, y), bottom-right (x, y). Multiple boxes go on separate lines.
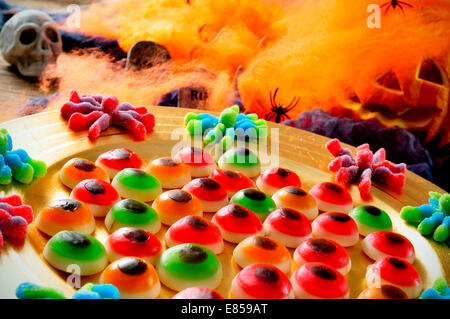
top-left (362, 231), bottom-right (415, 263)
top-left (311, 212), bottom-right (359, 247)
top-left (210, 168), bottom-right (256, 197)
top-left (309, 182), bottom-right (353, 213)
top-left (256, 168), bottom-right (301, 196)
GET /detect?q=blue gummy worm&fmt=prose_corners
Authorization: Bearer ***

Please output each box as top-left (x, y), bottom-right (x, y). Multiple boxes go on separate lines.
top-left (417, 204), bottom-right (436, 218)
top-left (91, 284), bottom-right (120, 299)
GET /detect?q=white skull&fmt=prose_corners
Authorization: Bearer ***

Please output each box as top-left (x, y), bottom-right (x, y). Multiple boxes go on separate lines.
top-left (0, 10), bottom-right (62, 77)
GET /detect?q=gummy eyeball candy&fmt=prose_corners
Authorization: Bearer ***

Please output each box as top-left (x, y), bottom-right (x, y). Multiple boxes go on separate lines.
top-left (147, 157), bottom-right (191, 189)
top-left (36, 199), bottom-right (95, 236)
top-left (218, 147), bottom-right (261, 178)
top-left (175, 147), bottom-right (216, 177)
top-left (365, 256), bottom-right (422, 298)
top-left (43, 231), bottom-right (108, 276)
top-left (233, 235), bottom-right (292, 274)
top-left (212, 204), bottom-right (263, 243)
top-left (70, 179), bottom-right (120, 217)
top-left (309, 182), bottom-right (353, 213)
top-left (60, 158), bottom-right (109, 189)
top-left (294, 238), bottom-right (351, 275)
top-left (358, 284), bottom-right (408, 299)
top-left (157, 243), bottom-right (222, 292)
top-left (182, 178), bottom-right (228, 213)
top-left (231, 264), bottom-right (294, 299)
top-left (95, 148), bottom-right (143, 178)
top-left (230, 188), bottom-right (276, 221)
top-left (152, 189), bottom-right (203, 226)
top-left (290, 262), bottom-right (349, 299)
top-left (272, 186), bottom-right (318, 220)
top-left (105, 227), bottom-right (162, 265)
top-left (100, 257), bottom-right (160, 299)
top-left (105, 199), bottom-right (161, 233)
top-left (165, 215), bottom-right (223, 254)
top-left (362, 231), bottom-right (415, 263)
top-left (311, 212), bottom-right (359, 247)
top-left (111, 168), bottom-right (162, 202)
top-left (256, 168), bottom-right (301, 196)
top-left (173, 287), bottom-right (224, 299)
top-left (210, 168), bottom-right (256, 198)
top-left (262, 208), bottom-right (312, 248)
top-left (349, 205), bottom-right (392, 236)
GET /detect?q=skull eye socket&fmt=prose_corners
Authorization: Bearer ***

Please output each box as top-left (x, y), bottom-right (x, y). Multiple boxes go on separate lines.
top-left (44, 27), bottom-right (59, 43)
top-left (19, 28), bottom-right (37, 45)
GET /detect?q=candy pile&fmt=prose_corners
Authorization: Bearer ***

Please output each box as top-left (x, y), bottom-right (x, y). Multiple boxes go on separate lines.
top-left (16, 282), bottom-right (119, 299)
top-left (400, 192), bottom-right (450, 243)
top-left (420, 278), bottom-right (450, 299)
top-left (60, 90), bottom-right (155, 141)
top-left (0, 129), bottom-right (47, 185)
top-left (326, 138), bottom-right (406, 200)
top-left (0, 195), bottom-right (33, 248)
top-left (184, 105), bottom-right (268, 149)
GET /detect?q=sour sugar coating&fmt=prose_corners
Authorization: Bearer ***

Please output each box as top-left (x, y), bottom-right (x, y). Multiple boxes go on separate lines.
top-left (111, 168), bottom-right (162, 202)
top-left (95, 148), bottom-right (143, 178)
top-left (175, 147), bottom-right (216, 177)
top-left (309, 182), bottom-right (353, 213)
top-left (362, 231), bottom-right (415, 263)
top-left (70, 179), bottom-right (120, 217)
top-left (263, 208), bottom-right (312, 248)
top-left (231, 264), bottom-right (294, 299)
top-left (182, 178), bottom-right (228, 213)
top-left (212, 204), bottom-right (263, 243)
top-left (256, 168), bottom-right (301, 196)
top-left (72, 283), bottom-right (120, 299)
top-left (420, 278), bottom-right (450, 299)
top-left (358, 284), bottom-right (408, 299)
top-left (290, 262), bottom-right (349, 299)
top-left (173, 287), bottom-right (224, 299)
top-left (365, 256), bottom-right (422, 298)
top-left (105, 199), bottom-right (161, 233)
top-left (43, 230), bottom-right (108, 276)
top-left (218, 147), bottom-right (261, 178)
top-left (210, 168), bottom-right (256, 198)
top-left (272, 186), bottom-right (318, 220)
top-left (153, 190), bottom-right (203, 226)
top-left (0, 194), bottom-right (33, 224)
top-left (311, 212), bottom-right (359, 247)
top-left (230, 188), bottom-right (276, 221)
top-left (60, 158), bottom-right (109, 189)
top-left (16, 282), bottom-right (66, 299)
top-left (147, 157), bottom-right (191, 189)
top-left (157, 243), bottom-right (222, 292)
top-left (100, 257), bottom-right (160, 299)
top-left (0, 196), bottom-right (31, 247)
top-left (165, 215), bottom-right (223, 254)
top-left (35, 199), bottom-right (95, 236)
top-left (233, 235), bottom-right (292, 274)
top-left (105, 227), bottom-right (162, 265)
top-left (294, 238), bottom-right (351, 275)
top-left (349, 205), bottom-right (392, 236)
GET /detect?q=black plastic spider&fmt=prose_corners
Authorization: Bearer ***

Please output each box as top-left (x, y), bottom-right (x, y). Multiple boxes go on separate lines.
top-left (380, 0), bottom-right (413, 15)
top-left (265, 88), bottom-right (300, 123)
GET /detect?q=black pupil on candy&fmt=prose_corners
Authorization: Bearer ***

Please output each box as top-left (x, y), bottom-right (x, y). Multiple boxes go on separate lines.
top-left (328, 213), bottom-right (350, 222)
top-left (385, 232), bottom-right (405, 244)
top-left (388, 257), bottom-right (407, 269)
top-left (74, 159), bottom-right (96, 172)
top-left (230, 204), bottom-right (249, 218)
top-left (124, 229), bottom-right (149, 242)
top-left (123, 199), bottom-right (148, 214)
top-left (253, 236), bottom-right (277, 250)
top-left (118, 258), bottom-right (148, 275)
top-left (310, 265), bottom-right (337, 280)
top-left (62, 232), bottom-right (90, 248)
top-left (223, 170), bottom-right (240, 179)
top-left (179, 245), bottom-right (207, 264)
top-left (129, 169), bottom-right (146, 176)
top-left (85, 181), bottom-right (106, 195)
top-left (287, 187), bottom-right (306, 196)
top-left (243, 189), bottom-right (266, 201)
top-left (275, 168), bottom-right (290, 178)
top-left (364, 206), bottom-right (382, 216)
top-left (187, 216), bottom-right (208, 229)
top-left (309, 239), bottom-right (336, 253)
top-left (198, 178), bottom-right (221, 190)
top-left (52, 199), bottom-right (81, 211)
top-left (169, 190), bottom-right (192, 203)
top-left (255, 266), bottom-right (279, 283)
top-left (324, 183), bottom-right (343, 193)
top-left (112, 149), bottom-right (131, 159)
top-left (155, 158), bottom-right (179, 167)
top-left (280, 208), bottom-right (301, 220)
top-left (235, 148), bottom-right (251, 157)
top-left (190, 147), bottom-right (203, 155)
